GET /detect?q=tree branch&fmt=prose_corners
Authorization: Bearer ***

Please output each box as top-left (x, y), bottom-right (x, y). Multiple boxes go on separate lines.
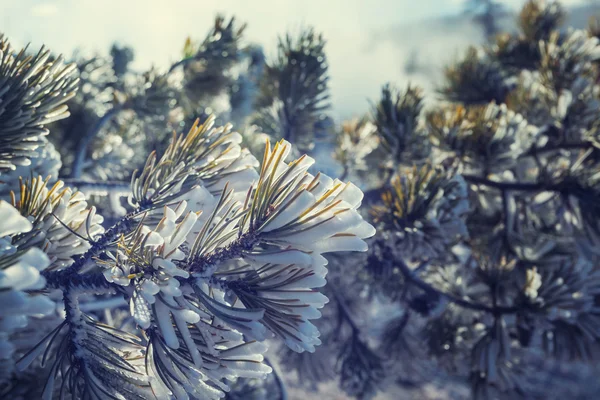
top-left (70, 105), bottom-right (127, 178)
top-left (264, 357), bottom-right (289, 400)
top-left (396, 258), bottom-right (517, 315)
top-left (44, 271), bottom-right (115, 291)
top-left (462, 174), bottom-right (561, 192)
top-left (41, 208), bottom-right (141, 285)
top-left (183, 231), bottom-right (260, 276)
top-left (328, 281), bottom-right (361, 333)
top-left (168, 57), bottom-right (196, 74)
top-left (62, 179), bottom-right (130, 195)
top-left (362, 186), bottom-right (389, 205)
top-left (524, 141), bottom-right (597, 157)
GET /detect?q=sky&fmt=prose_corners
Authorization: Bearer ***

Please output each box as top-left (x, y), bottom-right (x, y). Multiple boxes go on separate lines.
top-left (0, 0), bottom-right (590, 120)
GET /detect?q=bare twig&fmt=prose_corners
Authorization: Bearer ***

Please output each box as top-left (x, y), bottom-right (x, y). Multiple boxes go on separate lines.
top-left (70, 105), bottom-right (127, 178)
top-left (396, 258), bottom-right (517, 315)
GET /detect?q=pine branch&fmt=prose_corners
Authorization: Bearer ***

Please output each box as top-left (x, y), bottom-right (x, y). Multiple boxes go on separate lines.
top-left (44, 271), bottom-right (115, 291)
top-left (41, 208), bottom-right (141, 285)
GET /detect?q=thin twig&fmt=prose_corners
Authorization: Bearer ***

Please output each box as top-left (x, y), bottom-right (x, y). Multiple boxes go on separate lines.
top-left (340, 164), bottom-right (349, 182)
top-left (50, 212), bottom-right (95, 245)
top-left (62, 179), bottom-right (130, 195)
top-left (168, 57), bottom-right (195, 74)
top-left (396, 258), bottom-right (517, 314)
top-left (264, 357), bottom-right (289, 400)
top-left (362, 186), bottom-right (389, 205)
top-left (329, 281), bottom-right (361, 333)
top-left (70, 105), bottom-right (126, 178)
top-left (462, 174), bottom-right (561, 192)
top-left (524, 141), bottom-right (596, 157)
top-left (79, 296), bottom-right (127, 312)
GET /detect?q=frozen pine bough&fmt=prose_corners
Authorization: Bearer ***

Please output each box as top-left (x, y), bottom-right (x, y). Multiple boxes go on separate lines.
top-left (7, 1), bottom-right (600, 398)
top-left (0, 34), bottom-right (374, 399)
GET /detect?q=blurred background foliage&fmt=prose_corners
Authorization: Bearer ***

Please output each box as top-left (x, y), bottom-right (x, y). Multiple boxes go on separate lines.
top-left (3, 0), bottom-right (600, 399)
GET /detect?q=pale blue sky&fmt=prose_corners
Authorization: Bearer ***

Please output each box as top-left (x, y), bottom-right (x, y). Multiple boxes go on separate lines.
top-left (1, 0), bottom-right (480, 59)
top-left (0, 0), bottom-right (587, 118)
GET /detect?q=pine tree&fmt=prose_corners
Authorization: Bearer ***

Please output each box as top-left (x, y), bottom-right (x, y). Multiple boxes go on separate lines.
top-left (3, 1), bottom-right (600, 399)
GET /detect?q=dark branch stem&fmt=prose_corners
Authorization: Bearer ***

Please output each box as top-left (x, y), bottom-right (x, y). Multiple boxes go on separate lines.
top-left (168, 57), bottom-right (195, 74)
top-left (42, 209), bottom-right (140, 286)
top-left (397, 258), bottom-right (517, 315)
top-left (362, 186), bottom-right (389, 205)
top-left (183, 231), bottom-right (260, 275)
top-left (328, 281), bottom-right (361, 333)
top-left (501, 189), bottom-right (512, 242)
top-left (462, 174), bottom-right (561, 192)
top-left (524, 141), bottom-right (597, 157)
top-left (340, 164), bottom-right (349, 182)
top-left (62, 179), bottom-right (130, 194)
top-left (264, 357), bottom-right (289, 400)
top-left (47, 272), bottom-right (114, 291)
top-left (70, 105), bottom-right (127, 178)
